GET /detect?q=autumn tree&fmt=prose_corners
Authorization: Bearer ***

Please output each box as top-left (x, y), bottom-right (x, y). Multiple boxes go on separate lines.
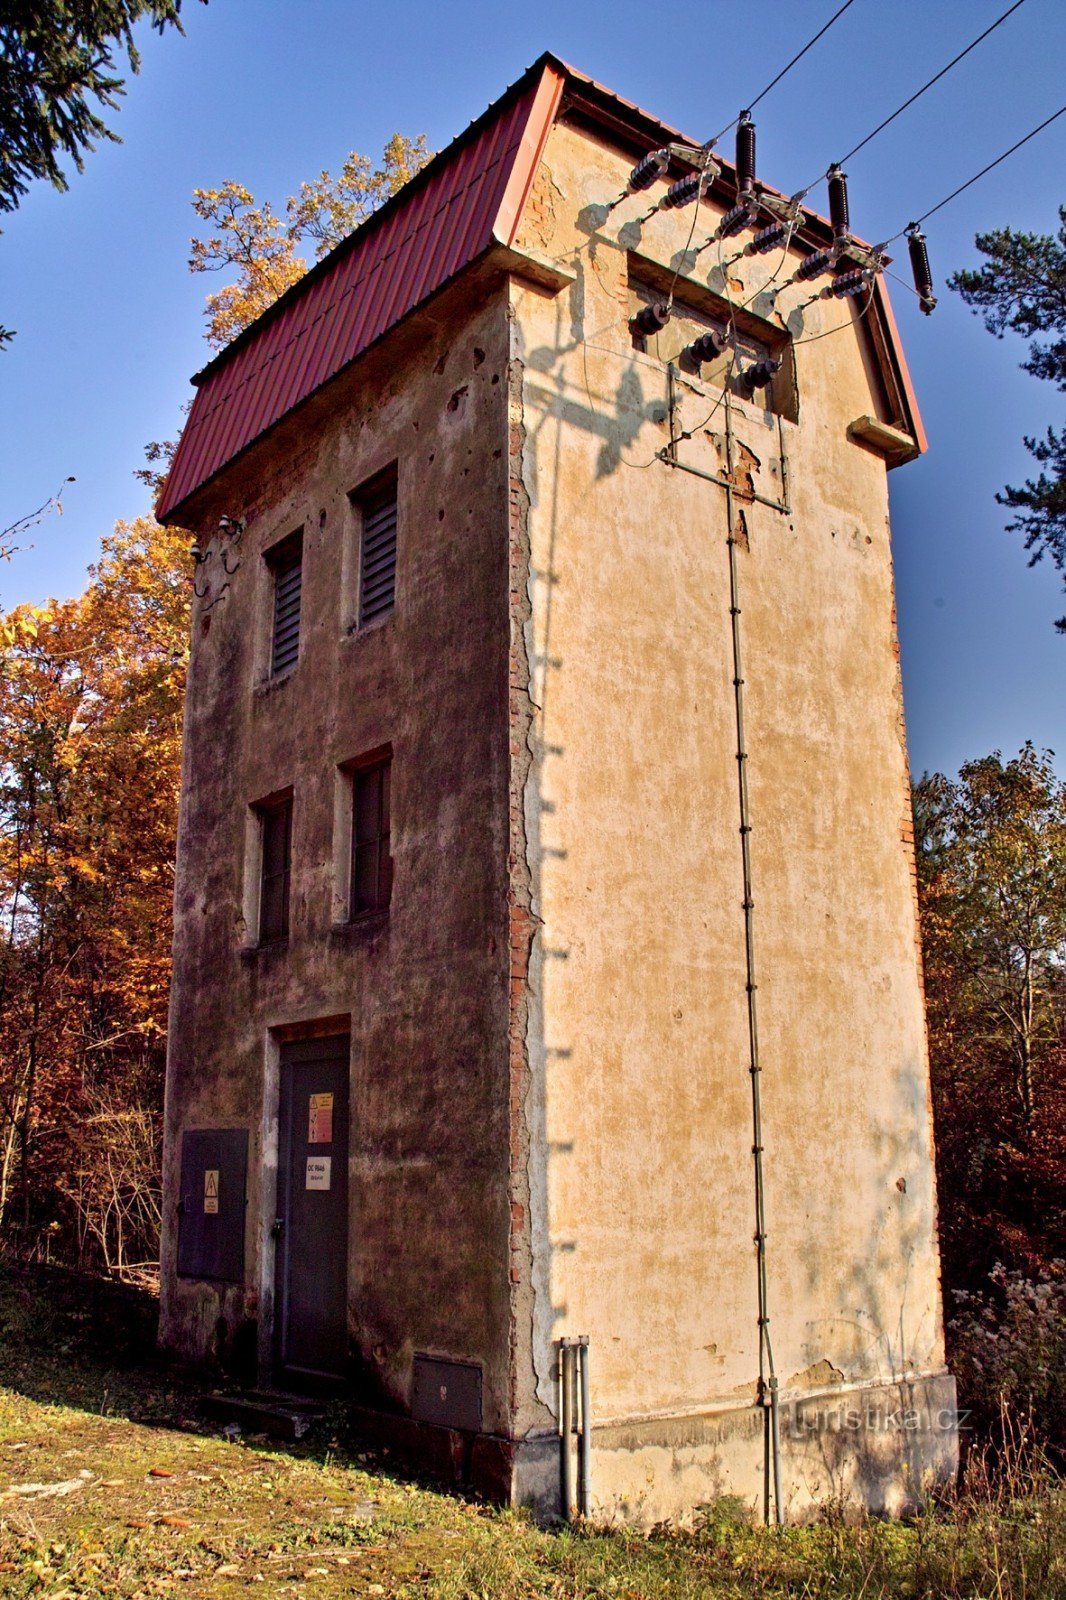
top-left (915, 745), bottom-right (1066, 1287)
top-left (189, 133), bottom-right (431, 348)
top-left (951, 208), bottom-right (1066, 631)
top-left (0, 516), bottom-right (188, 1273)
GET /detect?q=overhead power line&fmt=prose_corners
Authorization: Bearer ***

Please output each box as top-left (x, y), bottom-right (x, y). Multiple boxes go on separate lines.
top-left (702, 0), bottom-right (860, 151)
top-left (835, 0), bottom-right (1027, 169)
top-left (883, 101), bottom-right (1066, 242)
top-left (793, 0), bottom-right (1029, 201)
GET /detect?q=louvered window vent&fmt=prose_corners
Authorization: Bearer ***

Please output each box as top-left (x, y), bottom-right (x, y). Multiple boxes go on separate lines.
top-left (269, 533), bottom-right (303, 676)
top-left (357, 472), bottom-right (398, 627)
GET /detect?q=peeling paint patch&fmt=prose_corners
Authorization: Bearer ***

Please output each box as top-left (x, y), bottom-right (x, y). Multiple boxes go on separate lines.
top-left (788, 1359), bottom-right (846, 1390)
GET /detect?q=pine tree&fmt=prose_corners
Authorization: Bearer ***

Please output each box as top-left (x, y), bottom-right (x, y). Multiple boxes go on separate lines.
top-left (0, 1), bottom-right (197, 214)
top-left (951, 208), bottom-right (1066, 631)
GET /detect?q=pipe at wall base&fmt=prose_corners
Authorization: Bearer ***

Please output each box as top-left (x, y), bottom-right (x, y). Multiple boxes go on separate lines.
top-left (558, 1337), bottom-right (591, 1522)
top-left (559, 1338), bottom-right (575, 1520)
top-left (577, 1337), bottom-right (591, 1519)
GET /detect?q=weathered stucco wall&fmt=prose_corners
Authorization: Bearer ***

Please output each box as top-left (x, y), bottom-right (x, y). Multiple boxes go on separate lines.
top-left (160, 284), bottom-right (517, 1433)
top-left (505, 118), bottom-right (948, 1514)
top-left (160, 98), bottom-right (951, 1521)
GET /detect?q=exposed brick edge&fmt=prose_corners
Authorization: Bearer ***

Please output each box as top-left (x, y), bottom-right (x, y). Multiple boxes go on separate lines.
top-left (505, 305), bottom-right (540, 1439)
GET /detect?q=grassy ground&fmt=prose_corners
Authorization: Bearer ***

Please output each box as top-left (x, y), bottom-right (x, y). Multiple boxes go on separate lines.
top-left (0, 1266), bottom-right (1062, 1598)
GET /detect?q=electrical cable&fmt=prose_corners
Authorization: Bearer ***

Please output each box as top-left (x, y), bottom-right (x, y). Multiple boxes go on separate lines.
top-left (790, 0), bottom-right (1030, 206)
top-left (882, 101), bottom-right (1066, 242)
top-left (837, 0), bottom-right (1026, 169)
top-left (792, 281), bottom-right (877, 343)
top-left (702, 0), bottom-right (861, 151)
top-left (663, 149), bottom-right (717, 317)
top-left (884, 265), bottom-right (925, 303)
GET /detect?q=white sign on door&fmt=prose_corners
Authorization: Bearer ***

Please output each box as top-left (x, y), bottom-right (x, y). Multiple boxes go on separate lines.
top-left (305, 1156), bottom-right (331, 1191)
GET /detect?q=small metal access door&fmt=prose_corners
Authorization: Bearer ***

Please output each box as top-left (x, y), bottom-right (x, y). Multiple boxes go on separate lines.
top-left (275, 1036), bottom-right (350, 1386)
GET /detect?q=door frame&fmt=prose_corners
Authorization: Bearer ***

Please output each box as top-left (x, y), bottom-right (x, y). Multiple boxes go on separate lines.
top-left (260, 1020), bottom-right (351, 1389)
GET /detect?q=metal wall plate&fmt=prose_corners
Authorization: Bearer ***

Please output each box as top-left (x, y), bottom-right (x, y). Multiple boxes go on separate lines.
top-left (411, 1354), bottom-right (483, 1432)
top-left (177, 1128), bottom-right (249, 1284)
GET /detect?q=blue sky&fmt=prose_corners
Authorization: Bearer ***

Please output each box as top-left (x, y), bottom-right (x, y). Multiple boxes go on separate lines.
top-left (1, 0), bottom-right (1063, 779)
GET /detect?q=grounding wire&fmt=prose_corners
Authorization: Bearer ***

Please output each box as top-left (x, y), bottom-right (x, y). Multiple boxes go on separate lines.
top-left (791, 0), bottom-right (1030, 205)
top-left (702, 0), bottom-right (861, 151)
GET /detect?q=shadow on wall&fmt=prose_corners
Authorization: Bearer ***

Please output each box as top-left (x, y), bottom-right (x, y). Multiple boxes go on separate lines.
top-left (515, 266), bottom-right (682, 1409)
top-left (783, 1058), bottom-right (952, 1509)
top-left (795, 1060), bottom-right (941, 1378)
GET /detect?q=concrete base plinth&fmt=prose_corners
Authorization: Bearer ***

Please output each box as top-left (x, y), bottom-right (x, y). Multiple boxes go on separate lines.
top-left (512, 1371), bottom-right (959, 1525)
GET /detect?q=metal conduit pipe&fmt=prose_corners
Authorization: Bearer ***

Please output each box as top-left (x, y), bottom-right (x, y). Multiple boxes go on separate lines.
top-left (558, 1336), bottom-right (592, 1521)
top-left (656, 369), bottom-right (787, 1526)
top-left (559, 1338), bottom-right (575, 1521)
top-left (724, 389), bottom-right (783, 1528)
top-left (577, 1337), bottom-right (591, 1518)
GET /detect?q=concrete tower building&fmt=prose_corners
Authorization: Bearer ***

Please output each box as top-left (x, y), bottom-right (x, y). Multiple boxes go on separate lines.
top-left (157, 56), bottom-right (956, 1521)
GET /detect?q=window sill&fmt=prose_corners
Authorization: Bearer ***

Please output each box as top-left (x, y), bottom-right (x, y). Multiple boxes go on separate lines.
top-left (329, 912), bottom-right (390, 942)
top-left (343, 610), bottom-right (394, 641)
top-left (239, 937), bottom-right (290, 963)
top-left (253, 667), bottom-right (297, 699)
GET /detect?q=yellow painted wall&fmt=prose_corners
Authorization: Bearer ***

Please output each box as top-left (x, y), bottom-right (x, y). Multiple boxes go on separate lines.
top-left (508, 120), bottom-right (945, 1437)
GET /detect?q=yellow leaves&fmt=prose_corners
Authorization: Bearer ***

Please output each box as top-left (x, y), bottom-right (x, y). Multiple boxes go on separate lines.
top-left (189, 134), bottom-right (432, 348)
top-left (1, 604), bottom-right (54, 645)
top-left (201, 259), bottom-right (308, 351)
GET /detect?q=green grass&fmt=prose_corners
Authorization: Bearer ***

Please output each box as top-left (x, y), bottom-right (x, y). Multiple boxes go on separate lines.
top-left (0, 1264), bottom-right (1063, 1598)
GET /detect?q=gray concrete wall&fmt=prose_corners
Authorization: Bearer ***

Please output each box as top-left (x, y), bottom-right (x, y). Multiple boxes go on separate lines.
top-left (503, 118), bottom-right (949, 1512)
top-left (160, 286), bottom-right (517, 1434)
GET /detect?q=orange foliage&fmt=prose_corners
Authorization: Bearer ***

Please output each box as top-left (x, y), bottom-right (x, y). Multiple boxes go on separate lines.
top-left (0, 517), bottom-right (189, 1268)
top-left (189, 134), bottom-right (431, 349)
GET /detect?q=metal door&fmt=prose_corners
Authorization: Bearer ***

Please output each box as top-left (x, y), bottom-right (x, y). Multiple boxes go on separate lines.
top-left (275, 1036), bottom-right (350, 1386)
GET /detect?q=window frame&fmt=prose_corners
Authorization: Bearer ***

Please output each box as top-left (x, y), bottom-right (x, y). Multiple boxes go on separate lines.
top-left (255, 789), bottom-right (293, 945)
top-left (344, 750), bottom-right (392, 921)
top-left (265, 529), bottom-right (304, 679)
top-left (350, 464), bottom-right (398, 631)
top-left (626, 254), bottom-right (797, 423)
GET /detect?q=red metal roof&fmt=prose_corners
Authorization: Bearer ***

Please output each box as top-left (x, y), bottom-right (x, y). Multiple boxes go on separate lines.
top-left (157, 61), bottom-right (564, 520)
top-left (158, 53), bottom-right (922, 521)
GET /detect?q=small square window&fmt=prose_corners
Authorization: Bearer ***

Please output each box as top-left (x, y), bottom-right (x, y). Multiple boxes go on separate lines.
top-left (267, 531), bottom-right (303, 676)
top-left (352, 468), bottom-right (397, 628)
top-left (349, 757), bottom-right (391, 918)
top-left (256, 792), bottom-right (292, 943)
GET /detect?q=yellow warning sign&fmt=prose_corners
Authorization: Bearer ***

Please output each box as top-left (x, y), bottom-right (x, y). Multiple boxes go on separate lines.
top-left (204, 1168), bottom-right (219, 1215)
top-left (308, 1092), bottom-right (334, 1145)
